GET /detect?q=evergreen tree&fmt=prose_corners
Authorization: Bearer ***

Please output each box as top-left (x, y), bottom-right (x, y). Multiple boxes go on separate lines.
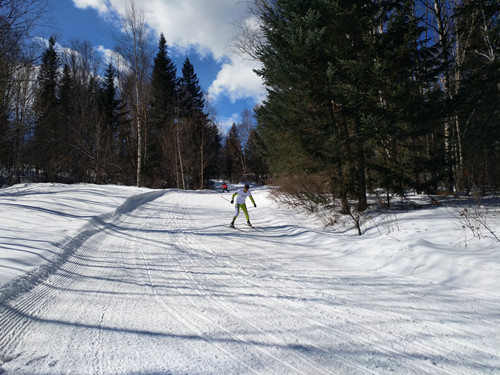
top-left (367, 1), bottom-right (443, 198)
top-left (178, 57), bottom-right (210, 189)
top-left (179, 57), bottom-right (205, 116)
top-left (255, 0), bottom-right (442, 215)
top-left (98, 63), bottom-right (125, 182)
top-left (224, 124), bottom-right (243, 182)
top-left (99, 63), bottom-right (119, 155)
top-left (454, 0), bottom-right (500, 191)
top-left (58, 63), bottom-right (74, 176)
top-left (33, 36), bottom-right (61, 180)
top-left (255, 0), bottom-right (374, 212)
top-left (203, 119), bottom-right (223, 184)
top-left (148, 34), bottom-right (179, 187)
top-left (245, 127), bottom-right (269, 184)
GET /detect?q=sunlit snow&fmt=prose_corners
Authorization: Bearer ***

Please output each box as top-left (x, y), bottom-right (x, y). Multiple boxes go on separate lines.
top-left (0, 183), bottom-right (499, 374)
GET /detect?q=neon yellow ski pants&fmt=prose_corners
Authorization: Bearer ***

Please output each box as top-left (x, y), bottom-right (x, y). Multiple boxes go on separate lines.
top-left (233, 204), bottom-right (249, 222)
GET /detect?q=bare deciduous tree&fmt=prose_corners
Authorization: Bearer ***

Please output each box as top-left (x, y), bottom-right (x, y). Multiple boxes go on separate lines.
top-left (1, 0), bottom-right (49, 182)
top-left (0, 0), bottom-right (49, 79)
top-left (116, 1), bottom-right (153, 187)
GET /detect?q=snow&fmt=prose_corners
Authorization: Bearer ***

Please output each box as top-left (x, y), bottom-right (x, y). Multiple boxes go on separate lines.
top-left (0, 182), bottom-right (499, 374)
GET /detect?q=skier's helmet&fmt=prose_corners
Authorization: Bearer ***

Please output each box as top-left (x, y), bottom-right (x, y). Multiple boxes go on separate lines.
top-left (244, 184), bottom-right (250, 190)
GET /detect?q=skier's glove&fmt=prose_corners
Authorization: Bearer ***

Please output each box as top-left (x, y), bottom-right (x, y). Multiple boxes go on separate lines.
top-left (254, 204), bottom-right (257, 207)
top-left (231, 200), bottom-right (234, 204)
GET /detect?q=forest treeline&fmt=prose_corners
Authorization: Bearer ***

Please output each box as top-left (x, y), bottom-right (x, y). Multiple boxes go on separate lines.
top-left (1, 0), bottom-right (499, 213)
top-left (0, 1), bottom-right (265, 189)
top-left (244, 0), bottom-right (499, 213)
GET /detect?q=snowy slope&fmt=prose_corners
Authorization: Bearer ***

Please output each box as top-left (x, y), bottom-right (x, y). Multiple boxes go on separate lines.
top-left (0, 183), bottom-right (151, 292)
top-left (0, 183), bottom-right (499, 374)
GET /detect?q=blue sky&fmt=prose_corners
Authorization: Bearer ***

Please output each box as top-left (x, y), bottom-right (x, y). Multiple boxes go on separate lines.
top-left (46, 0), bottom-right (265, 134)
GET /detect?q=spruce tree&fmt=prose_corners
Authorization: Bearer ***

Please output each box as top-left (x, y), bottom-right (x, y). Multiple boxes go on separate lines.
top-left (178, 57), bottom-right (210, 189)
top-left (58, 63), bottom-right (74, 175)
top-left (179, 57), bottom-right (205, 116)
top-left (148, 34), bottom-right (179, 187)
top-left (203, 119), bottom-right (222, 184)
top-left (97, 63), bottom-right (125, 182)
top-left (33, 36), bottom-right (61, 180)
top-left (454, 0), bottom-right (500, 191)
top-left (367, 0), bottom-right (443, 198)
top-left (224, 124), bottom-right (243, 182)
top-left (245, 128), bottom-right (269, 184)
top-left (255, 0), bottom-right (371, 212)
top-left (255, 0), bottom-right (442, 216)
top-left (99, 63), bottom-right (119, 154)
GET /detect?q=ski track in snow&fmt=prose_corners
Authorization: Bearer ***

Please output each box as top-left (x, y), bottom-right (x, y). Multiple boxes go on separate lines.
top-left (0, 187), bottom-right (499, 374)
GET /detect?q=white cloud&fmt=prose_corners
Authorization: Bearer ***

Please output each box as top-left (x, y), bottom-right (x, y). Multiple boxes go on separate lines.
top-left (72, 0), bottom-right (109, 14)
top-left (218, 113), bottom-right (240, 136)
top-left (71, 0), bottom-right (266, 104)
top-left (208, 56), bottom-right (265, 103)
top-left (96, 45), bottom-right (130, 73)
top-left (82, 0), bottom-right (246, 60)
top-left (135, 0), bottom-right (246, 60)
top-left (96, 45), bottom-right (114, 63)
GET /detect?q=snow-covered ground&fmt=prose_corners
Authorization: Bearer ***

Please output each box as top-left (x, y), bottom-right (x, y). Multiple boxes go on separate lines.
top-left (0, 183), bottom-right (499, 374)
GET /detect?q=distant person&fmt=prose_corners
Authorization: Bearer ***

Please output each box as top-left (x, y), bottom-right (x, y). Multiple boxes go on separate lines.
top-left (221, 182), bottom-right (229, 193)
top-left (230, 184), bottom-right (256, 228)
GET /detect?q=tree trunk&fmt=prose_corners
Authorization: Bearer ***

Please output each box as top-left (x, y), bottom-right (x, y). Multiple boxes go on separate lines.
top-left (433, 0), bottom-right (462, 192)
top-left (200, 122), bottom-right (204, 190)
top-left (176, 121), bottom-right (185, 190)
top-left (134, 35), bottom-right (143, 187)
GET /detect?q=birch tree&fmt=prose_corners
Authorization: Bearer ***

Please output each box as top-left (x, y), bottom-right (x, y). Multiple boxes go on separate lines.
top-left (116, 1), bottom-right (152, 187)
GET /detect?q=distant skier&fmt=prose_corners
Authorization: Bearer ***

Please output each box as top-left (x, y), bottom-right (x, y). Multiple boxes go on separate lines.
top-left (230, 184), bottom-right (256, 228)
top-left (221, 182), bottom-right (229, 193)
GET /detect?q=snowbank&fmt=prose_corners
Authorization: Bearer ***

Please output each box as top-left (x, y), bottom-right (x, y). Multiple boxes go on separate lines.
top-left (0, 183), bottom-right (149, 291)
top-left (1, 183), bottom-right (499, 297)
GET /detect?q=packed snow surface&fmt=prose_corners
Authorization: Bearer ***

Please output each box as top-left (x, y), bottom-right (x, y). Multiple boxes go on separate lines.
top-left (0, 183), bottom-right (499, 374)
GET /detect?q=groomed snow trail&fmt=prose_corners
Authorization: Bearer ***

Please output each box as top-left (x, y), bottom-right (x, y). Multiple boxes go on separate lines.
top-left (0, 188), bottom-right (499, 374)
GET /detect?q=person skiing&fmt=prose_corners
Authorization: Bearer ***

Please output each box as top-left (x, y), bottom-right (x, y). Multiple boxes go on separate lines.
top-left (230, 184), bottom-right (256, 228)
top-left (221, 182), bottom-right (229, 193)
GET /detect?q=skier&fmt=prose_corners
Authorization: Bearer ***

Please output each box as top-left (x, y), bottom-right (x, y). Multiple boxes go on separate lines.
top-left (221, 182), bottom-right (229, 193)
top-left (230, 184), bottom-right (256, 228)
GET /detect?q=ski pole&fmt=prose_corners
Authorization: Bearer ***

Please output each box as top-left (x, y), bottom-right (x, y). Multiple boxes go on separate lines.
top-left (220, 195), bottom-right (231, 203)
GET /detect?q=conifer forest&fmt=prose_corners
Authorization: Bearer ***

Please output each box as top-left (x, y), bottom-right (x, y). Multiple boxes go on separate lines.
top-left (1, 0), bottom-right (498, 213)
